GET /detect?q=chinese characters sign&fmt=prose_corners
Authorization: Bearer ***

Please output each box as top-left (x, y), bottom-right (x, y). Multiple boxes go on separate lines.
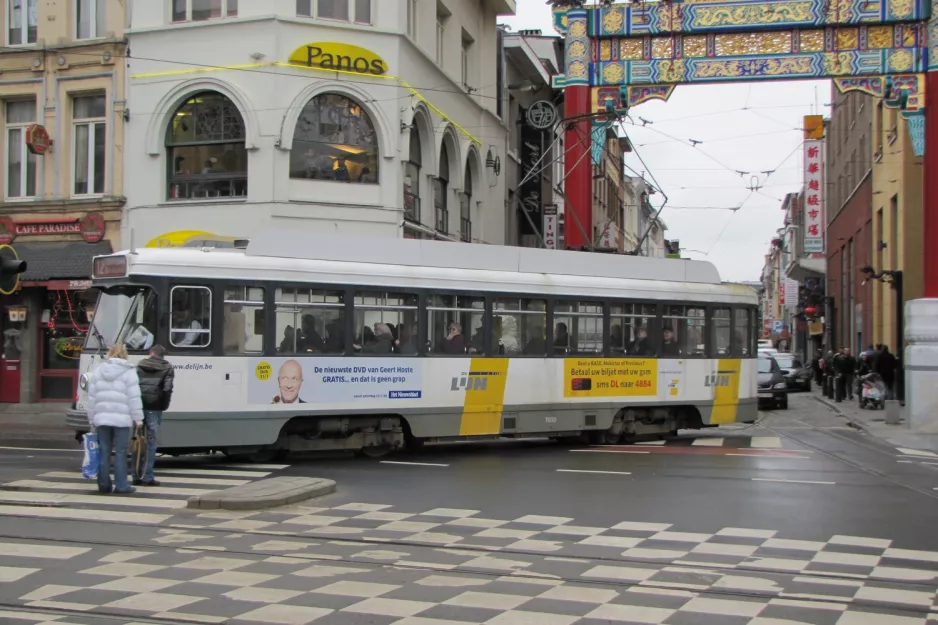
top-left (803, 138), bottom-right (825, 253)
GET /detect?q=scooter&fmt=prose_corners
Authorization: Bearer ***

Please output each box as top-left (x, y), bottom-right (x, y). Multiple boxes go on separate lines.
top-left (859, 373), bottom-right (886, 410)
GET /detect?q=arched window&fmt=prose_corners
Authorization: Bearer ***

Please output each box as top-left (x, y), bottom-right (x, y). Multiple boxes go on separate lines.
top-left (291, 93), bottom-right (379, 183)
top-left (434, 144), bottom-right (450, 233)
top-left (404, 126), bottom-right (421, 222)
top-left (166, 91), bottom-right (247, 200)
top-left (460, 161), bottom-right (472, 242)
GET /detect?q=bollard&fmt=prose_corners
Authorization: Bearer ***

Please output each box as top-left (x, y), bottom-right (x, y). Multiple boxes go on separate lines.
top-left (885, 400), bottom-right (901, 425)
top-left (835, 375), bottom-right (844, 402)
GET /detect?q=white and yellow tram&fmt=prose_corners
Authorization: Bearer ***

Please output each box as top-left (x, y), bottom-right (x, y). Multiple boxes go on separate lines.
top-left (68, 231), bottom-right (760, 458)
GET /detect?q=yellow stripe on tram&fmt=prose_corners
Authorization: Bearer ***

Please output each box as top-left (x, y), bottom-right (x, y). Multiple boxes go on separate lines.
top-left (711, 358), bottom-right (742, 424)
top-left (459, 358), bottom-right (510, 436)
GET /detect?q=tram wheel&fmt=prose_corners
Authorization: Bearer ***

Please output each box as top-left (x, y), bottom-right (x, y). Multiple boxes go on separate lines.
top-left (360, 445), bottom-right (392, 458)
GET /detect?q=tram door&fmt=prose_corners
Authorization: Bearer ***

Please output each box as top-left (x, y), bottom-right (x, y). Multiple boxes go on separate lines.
top-left (0, 306), bottom-right (25, 403)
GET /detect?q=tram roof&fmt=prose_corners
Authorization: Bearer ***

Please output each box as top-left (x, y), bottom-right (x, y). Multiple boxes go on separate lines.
top-left (241, 230), bottom-right (724, 285)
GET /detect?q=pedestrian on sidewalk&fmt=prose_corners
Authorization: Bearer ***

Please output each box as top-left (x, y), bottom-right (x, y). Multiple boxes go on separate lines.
top-left (812, 349), bottom-right (823, 386)
top-left (135, 344), bottom-right (175, 487)
top-left (874, 345), bottom-right (898, 399)
top-left (86, 344), bottom-right (144, 495)
top-left (841, 347), bottom-right (857, 400)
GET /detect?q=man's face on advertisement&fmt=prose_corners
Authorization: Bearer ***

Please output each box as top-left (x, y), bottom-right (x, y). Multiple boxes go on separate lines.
top-left (278, 360), bottom-right (303, 403)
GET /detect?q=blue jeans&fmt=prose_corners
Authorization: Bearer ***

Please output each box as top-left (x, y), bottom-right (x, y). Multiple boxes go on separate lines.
top-left (96, 426), bottom-right (132, 493)
top-left (142, 411), bottom-right (162, 482)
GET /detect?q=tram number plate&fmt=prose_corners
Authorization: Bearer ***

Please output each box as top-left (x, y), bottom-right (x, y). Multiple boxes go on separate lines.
top-left (545, 416), bottom-right (557, 423)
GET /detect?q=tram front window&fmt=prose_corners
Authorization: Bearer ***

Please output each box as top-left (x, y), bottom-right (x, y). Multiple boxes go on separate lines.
top-left (85, 287), bottom-right (158, 352)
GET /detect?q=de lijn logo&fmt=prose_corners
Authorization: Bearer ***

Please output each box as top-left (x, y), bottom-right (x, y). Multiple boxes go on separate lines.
top-left (451, 370), bottom-right (502, 392)
top-left (704, 371), bottom-right (734, 388)
top-left (290, 42), bottom-right (388, 76)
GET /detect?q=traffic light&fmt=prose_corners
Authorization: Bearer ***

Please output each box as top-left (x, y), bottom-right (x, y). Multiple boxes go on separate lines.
top-left (0, 245), bottom-right (26, 296)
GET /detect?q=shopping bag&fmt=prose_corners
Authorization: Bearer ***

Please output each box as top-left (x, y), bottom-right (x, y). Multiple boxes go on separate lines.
top-left (131, 427), bottom-right (148, 483)
top-left (81, 432), bottom-right (99, 480)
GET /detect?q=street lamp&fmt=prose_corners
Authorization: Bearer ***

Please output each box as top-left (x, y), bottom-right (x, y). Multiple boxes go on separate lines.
top-left (860, 265), bottom-right (904, 402)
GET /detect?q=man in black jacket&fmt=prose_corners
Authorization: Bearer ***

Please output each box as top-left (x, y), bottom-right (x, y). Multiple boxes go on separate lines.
top-left (135, 345), bottom-right (174, 486)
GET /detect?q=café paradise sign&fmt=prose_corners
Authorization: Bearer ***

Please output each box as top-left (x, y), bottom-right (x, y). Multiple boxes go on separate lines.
top-left (289, 42), bottom-right (388, 76)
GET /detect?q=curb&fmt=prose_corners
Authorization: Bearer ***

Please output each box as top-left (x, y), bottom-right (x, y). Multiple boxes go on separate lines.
top-left (187, 476), bottom-right (336, 511)
top-left (811, 394), bottom-right (869, 433)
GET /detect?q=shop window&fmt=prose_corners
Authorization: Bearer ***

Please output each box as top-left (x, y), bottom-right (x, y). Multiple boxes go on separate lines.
top-left (276, 286), bottom-right (345, 355)
top-left (5, 99), bottom-right (37, 199)
top-left (353, 291), bottom-right (417, 355)
top-left (290, 93), bottom-right (379, 183)
top-left (554, 301), bottom-right (604, 355)
top-left (73, 94), bottom-right (107, 196)
top-left (493, 297), bottom-right (547, 356)
top-left (40, 289), bottom-right (97, 401)
top-left (427, 294), bottom-right (483, 355)
top-left (76, 0), bottom-right (105, 39)
top-left (8, 0), bottom-right (37, 45)
top-left (166, 91), bottom-right (247, 200)
top-left (609, 303), bottom-right (656, 356)
top-left (404, 126), bottom-right (421, 223)
top-left (663, 305), bottom-right (706, 358)
top-left (223, 286), bottom-right (264, 354)
top-left (172, 0), bottom-right (237, 22)
top-left (170, 286), bottom-right (212, 348)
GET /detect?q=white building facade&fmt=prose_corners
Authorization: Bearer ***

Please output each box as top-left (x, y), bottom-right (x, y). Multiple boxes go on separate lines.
top-left (123, 0), bottom-right (515, 248)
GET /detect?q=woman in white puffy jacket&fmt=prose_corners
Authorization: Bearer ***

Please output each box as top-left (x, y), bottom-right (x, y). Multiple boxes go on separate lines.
top-left (87, 344), bottom-right (144, 494)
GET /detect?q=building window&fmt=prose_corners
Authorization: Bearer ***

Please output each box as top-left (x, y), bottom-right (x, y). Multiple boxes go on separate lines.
top-left (72, 95), bottom-right (107, 197)
top-left (166, 91), bottom-right (247, 200)
top-left (354, 0), bottom-right (371, 23)
top-left (406, 0), bottom-right (417, 38)
top-left (459, 161), bottom-right (471, 242)
top-left (172, 0), bottom-right (237, 23)
top-left (436, 7), bottom-right (447, 67)
top-left (291, 93), bottom-right (379, 183)
top-left (8, 0), bottom-right (37, 45)
top-left (76, 0), bottom-right (106, 39)
top-left (404, 126), bottom-right (421, 223)
top-left (434, 144), bottom-right (450, 234)
top-left (5, 100), bottom-right (37, 200)
top-left (318, 0), bottom-right (348, 20)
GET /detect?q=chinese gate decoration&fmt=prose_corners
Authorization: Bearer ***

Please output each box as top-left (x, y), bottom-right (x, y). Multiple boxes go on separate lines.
top-left (551, 0), bottom-right (934, 250)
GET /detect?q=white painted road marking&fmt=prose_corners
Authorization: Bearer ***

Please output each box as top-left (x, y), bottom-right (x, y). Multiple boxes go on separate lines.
top-left (752, 478), bottom-right (836, 485)
top-left (897, 448), bottom-right (938, 458)
top-left (380, 461), bottom-right (450, 467)
top-left (750, 437), bottom-right (783, 449)
top-left (557, 469), bottom-right (632, 476)
top-left (39, 471), bottom-right (249, 487)
top-left (0, 446), bottom-right (82, 453)
top-left (158, 468), bottom-right (272, 478)
top-left (0, 490), bottom-right (188, 509)
top-left (0, 504), bottom-right (171, 525)
top-left (5, 479), bottom-right (211, 496)
top-left (691, 438), bottom-right (724, 446)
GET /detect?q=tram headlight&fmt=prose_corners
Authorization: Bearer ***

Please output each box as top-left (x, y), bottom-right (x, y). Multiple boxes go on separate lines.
top-left (79, 373), bottom-right (90, 391)
top-left (773, 382), bottom-right (787, 390)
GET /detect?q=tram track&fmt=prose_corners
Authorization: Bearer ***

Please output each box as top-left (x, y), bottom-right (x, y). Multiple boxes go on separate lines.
top-left (2, 512), bottom-right (938, 619)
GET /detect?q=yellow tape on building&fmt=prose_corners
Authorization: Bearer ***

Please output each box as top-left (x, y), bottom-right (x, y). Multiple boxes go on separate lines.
top-left (458, 359), bottom-right (510, 436)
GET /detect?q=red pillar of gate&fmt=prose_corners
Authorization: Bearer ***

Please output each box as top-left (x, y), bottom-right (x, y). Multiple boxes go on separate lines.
top-left (564, 85), bottom-right (592, 250)
top-left (924, 72), bottom-right (938, 297)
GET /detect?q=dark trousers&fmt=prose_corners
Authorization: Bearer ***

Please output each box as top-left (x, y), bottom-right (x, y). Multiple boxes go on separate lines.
top-left (844, 374), bottom-right (855, 399)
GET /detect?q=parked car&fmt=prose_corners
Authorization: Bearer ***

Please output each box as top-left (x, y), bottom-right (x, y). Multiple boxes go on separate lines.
top-left (773, 353), bottom-right (812, 391)
top-left (757, 353), bottom-right (789, 410)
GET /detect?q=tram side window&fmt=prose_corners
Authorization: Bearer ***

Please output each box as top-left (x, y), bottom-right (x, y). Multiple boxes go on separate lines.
top-left (223, 287), bottom-right (264, 355)
top-left (735, 308), bottom-right (751, 357)
top-left (427, 295), bottom-right (484, 355)
top-left (553, 301), bottom-right (603, 355)
top-left (170, 286), bottom-right (212, 348)
top-left (492, 297), bottom-right (547, 356)
top-left (609, 303), bottom-right (656, 356)
top-left (713, 308), bottom-right (731, 356)
top-left (353, 291), bottom-right (418, 355)
top-left (662, 305), bottom-right (706, 358)
top-left (276, 287), bottom-right (345, 355)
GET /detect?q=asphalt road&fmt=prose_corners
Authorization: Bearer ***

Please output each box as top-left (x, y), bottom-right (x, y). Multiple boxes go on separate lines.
top-left (3, 393), bottom-right (938, 624)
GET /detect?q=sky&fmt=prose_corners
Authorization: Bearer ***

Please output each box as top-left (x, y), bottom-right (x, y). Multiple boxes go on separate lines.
top-left (502, 3), bottom-right (832, 283)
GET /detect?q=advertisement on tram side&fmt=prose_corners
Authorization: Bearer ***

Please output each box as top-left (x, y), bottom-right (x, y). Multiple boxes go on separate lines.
top-left (248, 358), bottom-right (423, 405)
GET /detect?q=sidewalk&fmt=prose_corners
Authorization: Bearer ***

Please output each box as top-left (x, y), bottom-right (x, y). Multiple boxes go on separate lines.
top-left (811, 387), bottom-right (938, 453)
top-left (0, 404), bottom-right (77, 449)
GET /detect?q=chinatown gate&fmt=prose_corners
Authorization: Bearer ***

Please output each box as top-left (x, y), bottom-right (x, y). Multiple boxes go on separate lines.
top-left (551, 0), bottom-right (938, 429)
